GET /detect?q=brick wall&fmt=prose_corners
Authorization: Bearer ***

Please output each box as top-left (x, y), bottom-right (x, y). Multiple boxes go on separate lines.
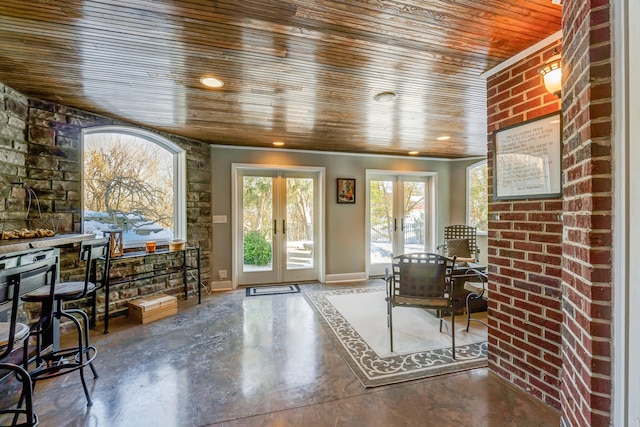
top-left (486, 42), bottom-right (563, 409)
top-left (1, 82), bottom-right (212, 321)
top-left (560, 0), bottom-right (614, 425)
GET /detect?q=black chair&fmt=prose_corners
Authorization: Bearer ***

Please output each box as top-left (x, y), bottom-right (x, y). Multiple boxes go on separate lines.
top-left (23, 237), bottom-right (110, 406)
top-left (386, 253), bottom-right (458, 358)
top-left (439, 225), bottom-right (479, 264)
top-left (460, 268), bottom-right (489, 332)
top-left (1, 257), bottom-right (57, 427)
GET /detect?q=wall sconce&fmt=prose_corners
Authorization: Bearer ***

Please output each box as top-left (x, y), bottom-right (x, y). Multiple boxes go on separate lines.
top-left (538, 50), bottom-right (562, 98)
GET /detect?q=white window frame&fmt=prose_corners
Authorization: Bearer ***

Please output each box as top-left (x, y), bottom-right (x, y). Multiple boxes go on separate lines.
top-left (466, 159), bottom-right (488, 234)
top-left (81, 126), bottom-right (187, 244)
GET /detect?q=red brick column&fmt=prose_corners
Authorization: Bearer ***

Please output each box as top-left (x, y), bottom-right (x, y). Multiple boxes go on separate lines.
top-left (560, 0), bottom-right (614, 425)
top-left (486, 42), bottom-right (563, 409)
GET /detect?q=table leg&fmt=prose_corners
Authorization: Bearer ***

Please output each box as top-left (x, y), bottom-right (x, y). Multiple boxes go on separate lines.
top-left (182, 250), bottom-right (188, 300)
top-left (103, 275), bottom-right (110, 334)
top-left (197, 248), bottom-right (201, 304)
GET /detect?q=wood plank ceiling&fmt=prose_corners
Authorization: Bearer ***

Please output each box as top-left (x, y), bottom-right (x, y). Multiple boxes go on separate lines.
top-left (0, 0), bottom-right (561, 158)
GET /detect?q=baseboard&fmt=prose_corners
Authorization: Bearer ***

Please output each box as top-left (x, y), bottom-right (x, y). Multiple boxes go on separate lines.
top-left (210, 280), bottom-right (233, 291)
top-left (323, 272), bottom-right (368, 284)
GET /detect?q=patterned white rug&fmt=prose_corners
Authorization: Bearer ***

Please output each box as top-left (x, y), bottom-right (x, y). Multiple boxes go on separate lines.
top-left (304, 287), bottom-right (488, 387)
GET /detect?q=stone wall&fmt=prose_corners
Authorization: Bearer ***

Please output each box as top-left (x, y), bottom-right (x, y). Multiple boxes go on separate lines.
top-left (486, 41), bottom-right (563, 409)
top-left (1, 82), bottom-right (211, 321)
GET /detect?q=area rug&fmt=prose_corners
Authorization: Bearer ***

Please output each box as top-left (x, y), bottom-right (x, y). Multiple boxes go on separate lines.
top-left (304, 287), bottom-right (488, 387)
top-left (245, 284), bottom-right (301, 297)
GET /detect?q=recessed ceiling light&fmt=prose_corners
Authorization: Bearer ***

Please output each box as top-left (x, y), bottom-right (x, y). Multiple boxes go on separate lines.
top-left (272, 141), bottom-right (285, 146)
top-left (200, 76), bottom-right (224, 88)
top-left (408, 151), bottom-right (419, 155)
top-left (436, 135), bottom-right (451, 141)
top-left (373, 91), bottom-right (397, 102)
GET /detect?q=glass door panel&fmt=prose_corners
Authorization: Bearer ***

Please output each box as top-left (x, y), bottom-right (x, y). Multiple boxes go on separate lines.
top-left (285, 177), bottom-right (314, 270)
top-left (401, 181), bottom-right (425, 255)
top-left (239, 174), bottom-right (277, 285)
top-left (369, 180), bottom-right (394, 268)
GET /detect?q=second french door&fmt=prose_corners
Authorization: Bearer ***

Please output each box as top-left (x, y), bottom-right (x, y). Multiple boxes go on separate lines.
top-left (235, 167), bottom-right (321, 286)
top-left (367, 172), bottom-right (435, 276)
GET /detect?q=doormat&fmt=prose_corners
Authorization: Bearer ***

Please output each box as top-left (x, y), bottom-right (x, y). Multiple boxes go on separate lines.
top-left (245, 284), bottom-right (301, 297)
top-left (303, 287), bottom-right (487, 388)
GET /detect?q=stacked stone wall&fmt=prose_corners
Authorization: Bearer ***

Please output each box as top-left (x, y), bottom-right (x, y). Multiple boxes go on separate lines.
top-left (1, 82), bottom-right (211, 321)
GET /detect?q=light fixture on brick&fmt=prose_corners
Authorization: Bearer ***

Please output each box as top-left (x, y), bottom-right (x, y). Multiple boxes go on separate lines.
top-left (538, 49), bottom-right (562, 98)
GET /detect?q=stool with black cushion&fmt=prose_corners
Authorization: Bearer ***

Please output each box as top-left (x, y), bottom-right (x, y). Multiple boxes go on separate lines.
top-left (22, 237), bottom-right (110, 407)
top-left (1, 257), bottom-right (58, 427)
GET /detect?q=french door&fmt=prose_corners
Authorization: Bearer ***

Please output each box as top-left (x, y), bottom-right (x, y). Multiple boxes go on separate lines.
top-left (235, 167), bottom-right (321, 286)
top-left (367, 172), bottom-right (435, 276)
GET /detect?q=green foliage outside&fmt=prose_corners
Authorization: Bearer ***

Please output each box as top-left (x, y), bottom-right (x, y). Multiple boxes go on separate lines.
top-left (468, 162), bottom-right (488, 231)
top-left (369, 180), bottom-right (393, 242)
top-left (243, 231), bottom-right (272, 266)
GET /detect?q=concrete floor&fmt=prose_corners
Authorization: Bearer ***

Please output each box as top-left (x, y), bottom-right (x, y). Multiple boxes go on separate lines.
top-left (25, 282), bottom-right (560, 426)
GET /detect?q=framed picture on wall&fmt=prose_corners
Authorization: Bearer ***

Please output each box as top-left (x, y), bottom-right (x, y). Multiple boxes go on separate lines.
top-left (337, 178), bottom-right (356, 204)
top-left (493, 111), bottom-right (562, 200)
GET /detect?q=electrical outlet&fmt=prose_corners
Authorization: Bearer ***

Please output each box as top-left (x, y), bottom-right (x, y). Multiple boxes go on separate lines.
top-left (218, 270), bottom-right (227, 279)
top-left (212, 215), bottom-right (227, 223)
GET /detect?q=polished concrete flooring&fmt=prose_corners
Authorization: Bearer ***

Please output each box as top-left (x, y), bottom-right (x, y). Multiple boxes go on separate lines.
top-left (27, 282), bottom-right (560, 426)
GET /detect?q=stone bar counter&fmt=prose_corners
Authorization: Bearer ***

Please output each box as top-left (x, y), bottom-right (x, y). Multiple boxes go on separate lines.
top-left (0, 233), bottom-right (95, 255)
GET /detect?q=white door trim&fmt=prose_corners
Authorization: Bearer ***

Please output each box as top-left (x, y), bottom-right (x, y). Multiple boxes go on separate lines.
top-left (613, 0), bottom-right (639, 424)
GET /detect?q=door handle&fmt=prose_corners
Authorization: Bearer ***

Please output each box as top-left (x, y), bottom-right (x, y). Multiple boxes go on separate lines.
top-left (283, 219), bottom-right (286, 234)
top-left (394, 218), bottom-right (397, 231)
top-left (401, 218), bottom-right (404, 231)
top-left (273, 219), bottom-right (277, 234)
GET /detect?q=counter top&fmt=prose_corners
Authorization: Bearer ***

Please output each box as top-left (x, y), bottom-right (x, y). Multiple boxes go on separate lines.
top-left (0, 233), bottom-right (95, 254)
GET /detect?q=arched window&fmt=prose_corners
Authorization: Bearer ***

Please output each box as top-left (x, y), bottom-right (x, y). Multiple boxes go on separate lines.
top-left (82, 126), bottom-right (186, 248)
top-left (466, 160), bottom-right (488, 233)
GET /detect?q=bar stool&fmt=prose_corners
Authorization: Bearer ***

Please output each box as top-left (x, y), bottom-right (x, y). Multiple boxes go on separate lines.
top-left (1, 257), bottom-right (57, 427)
top-left (23, 237), bottom-right (110, 407)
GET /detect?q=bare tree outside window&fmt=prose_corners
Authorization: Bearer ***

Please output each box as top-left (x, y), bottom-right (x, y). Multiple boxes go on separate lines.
top-left (83, 133), bottom-right (174, 247)
top-left (467, 161), bottom-right (488, 232)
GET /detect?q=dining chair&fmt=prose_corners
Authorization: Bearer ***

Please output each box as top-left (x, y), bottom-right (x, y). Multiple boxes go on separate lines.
top-left (460, 268), bottom-right (489, 331)
top-left (438, 225), bottom-right (479, 264)
top-left (386, 252), bottom-right (458, 358)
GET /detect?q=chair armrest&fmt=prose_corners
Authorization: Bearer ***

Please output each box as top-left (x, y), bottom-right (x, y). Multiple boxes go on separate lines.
top-left (459, 268), bottom-right (488, 298)
top-left (383, 267), bottom-right (393, 299)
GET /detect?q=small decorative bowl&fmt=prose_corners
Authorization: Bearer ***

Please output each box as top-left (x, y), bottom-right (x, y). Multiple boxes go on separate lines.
top-left (169, 240), bottom-right (185, 251)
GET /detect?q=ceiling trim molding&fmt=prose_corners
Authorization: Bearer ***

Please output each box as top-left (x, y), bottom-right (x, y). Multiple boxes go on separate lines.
top-left (480, 30), bottom-right (563, 79)
top-left (209, 144), bottom-right (486, 162)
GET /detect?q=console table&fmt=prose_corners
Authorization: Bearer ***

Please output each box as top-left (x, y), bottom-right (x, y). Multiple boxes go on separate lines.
top-left (102, 246), bottom-right (201, 333)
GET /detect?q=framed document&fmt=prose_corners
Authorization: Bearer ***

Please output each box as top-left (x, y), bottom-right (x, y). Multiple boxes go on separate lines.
top-left (493, 112), bottom-right (562, 200)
